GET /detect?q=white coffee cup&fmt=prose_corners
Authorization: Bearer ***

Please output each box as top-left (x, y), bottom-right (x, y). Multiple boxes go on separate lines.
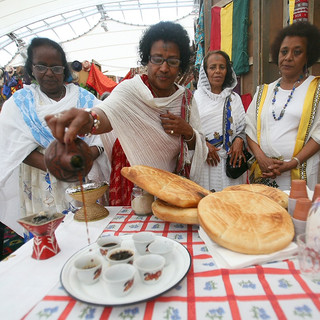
top-left (102, 263), bottom-right (136, 296)
top-left (134, 254), bottom-right (165, 284)
top-left (148, 239), bottom-right (174, 266)
top-left (106, 248), bottom-right (134, 265)
top-left (97, 235), bottom-right (121, 258)
top-left (132, 232), bottom-right (155, 255)
top-left (74, 253), bottom-right (102, 285)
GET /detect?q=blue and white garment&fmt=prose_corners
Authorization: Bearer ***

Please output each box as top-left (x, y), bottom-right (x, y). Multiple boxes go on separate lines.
top-left (13, 85), bottom-right (96, 148)
top-left (194, 62), bottom-right (247, 191)
top-left (0, 83), bottom-right (106, 238)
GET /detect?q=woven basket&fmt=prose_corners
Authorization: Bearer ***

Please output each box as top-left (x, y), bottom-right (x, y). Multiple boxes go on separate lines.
top-left (74, 204), bottom-right (109, 222)
top-left (69, 184), bottom-right (109, 222)
top-left (69, 184), bottom-right (108, 204)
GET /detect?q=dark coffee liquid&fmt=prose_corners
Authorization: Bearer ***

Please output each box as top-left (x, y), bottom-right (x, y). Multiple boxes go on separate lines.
top-left (78, 173), bottom-right (91, 246)
top-left (110, 250), bottom-right (133, 260)
top-left (102, 243), bottom-right (117, 247)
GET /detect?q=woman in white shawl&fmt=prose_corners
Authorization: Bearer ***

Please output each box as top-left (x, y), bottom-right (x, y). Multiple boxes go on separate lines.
top-left (0, 38), bottom-right (108, 238)
top-left (194, 50), bottom-right (247, 191)
top-left (246, 21), bottom-right (320, 191)
top-left (45, 21), bottom-right (207, 204)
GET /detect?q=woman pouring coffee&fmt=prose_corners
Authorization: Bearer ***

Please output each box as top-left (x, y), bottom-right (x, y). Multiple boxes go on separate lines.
top-left (0, 38), bottom-right (108, 239)
top-left (45, 21), bottom-right (207, 204)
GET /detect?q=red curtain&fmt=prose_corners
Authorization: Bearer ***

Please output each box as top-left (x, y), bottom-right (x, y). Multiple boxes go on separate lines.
top-left (86, 64), bottom-right (117, 95)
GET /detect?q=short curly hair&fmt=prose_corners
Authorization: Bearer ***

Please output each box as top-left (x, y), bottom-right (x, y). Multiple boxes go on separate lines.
top-left (203, 50), bottom-right (234, 89)
top-left (271, 21), bottom-right (320, 68)
top-left (139, 21), bottom-right (191, 74)
top-left (25, 37), bottom-right (71, 82)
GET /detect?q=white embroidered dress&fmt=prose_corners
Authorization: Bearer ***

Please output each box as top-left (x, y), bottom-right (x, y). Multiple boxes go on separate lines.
top-left (194, 63), bottom-right (247, 191)
top-left (246, 76), bottom-right (320, 190)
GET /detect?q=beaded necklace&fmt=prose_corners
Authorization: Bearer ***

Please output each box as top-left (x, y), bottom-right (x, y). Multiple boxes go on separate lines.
top-left (271, 75), bottom-right (303, 121)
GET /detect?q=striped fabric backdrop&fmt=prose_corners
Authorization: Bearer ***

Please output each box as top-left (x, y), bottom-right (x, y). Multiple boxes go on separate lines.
top-left (210, 0), bottom-right (249, 75)
top-left (292, 0), bottom-right (309, 22)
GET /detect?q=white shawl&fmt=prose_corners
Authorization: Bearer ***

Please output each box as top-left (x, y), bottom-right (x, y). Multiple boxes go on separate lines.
top-left (194, 62), bottom-right (246, 191)
top-left (98, 75), bottom-right (207, 183)
top-left (0, 83), bottom-right (106, 186)
top-left (0, 84), bottom-right (108, 235)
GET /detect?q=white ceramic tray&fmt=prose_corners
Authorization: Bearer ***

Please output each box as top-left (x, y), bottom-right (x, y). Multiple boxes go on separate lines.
top-left (60, 235), bottom-right (191, 306)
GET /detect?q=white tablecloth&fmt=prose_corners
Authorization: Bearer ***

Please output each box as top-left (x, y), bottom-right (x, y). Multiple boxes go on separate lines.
top-left (0, 207), bottom-right (121, 320)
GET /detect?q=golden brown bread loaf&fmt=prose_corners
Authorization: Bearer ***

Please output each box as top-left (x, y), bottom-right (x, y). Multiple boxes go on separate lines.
top-left (152, 199), bottom-right (198, 225)
top-left (121, 165), bottom-right (210, 208)
top-left (223, 184), bottom-right (288, 208)
top-left (198, 191), bottom-right (294, 254)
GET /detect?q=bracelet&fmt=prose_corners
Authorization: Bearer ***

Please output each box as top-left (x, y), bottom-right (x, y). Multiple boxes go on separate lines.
top-left (292, 156), bottom-right (301, 169)
top-left (96, 146), bottom-right (104, 156)
top-left (184, 130), bottom-right (195, 142)
top-left (84, 108), bottom-right (100, 136)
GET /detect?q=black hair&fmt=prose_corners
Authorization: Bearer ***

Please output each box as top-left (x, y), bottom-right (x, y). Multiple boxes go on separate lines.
top-left (271, 21), bottom-right (320, 67)
top-left (203, 50), bottom-right (234, 89)
top-left (25, 37), bottom-right (71, 82)
top-left (139, 21), bottom-right (191, 74)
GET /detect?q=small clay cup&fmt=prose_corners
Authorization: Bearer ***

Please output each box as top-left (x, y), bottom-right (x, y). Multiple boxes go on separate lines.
top-left (292, 198), bottom-right (311, 241)
top-left (312, 184), bottom-right (320, 202)
top-left (293, 198), bottom-right (312, 221)
top-left (289, 180), bottom-right (308, 200)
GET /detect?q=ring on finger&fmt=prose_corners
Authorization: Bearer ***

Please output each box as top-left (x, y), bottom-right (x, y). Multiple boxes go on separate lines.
top-left (54, 113), bottom-right (62, 118)
top-left (170, 130), bottom-right (174, 134)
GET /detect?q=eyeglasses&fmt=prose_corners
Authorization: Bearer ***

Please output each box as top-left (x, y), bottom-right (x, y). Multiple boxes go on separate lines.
top-left (33, 64), bottom-right (65, 74)
top-left (149, 56), bottom-right (181, 68)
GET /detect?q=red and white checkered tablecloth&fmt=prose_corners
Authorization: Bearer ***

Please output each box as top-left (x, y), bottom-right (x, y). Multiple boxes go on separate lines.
top-left (22, 207), bottom-right (320, 320)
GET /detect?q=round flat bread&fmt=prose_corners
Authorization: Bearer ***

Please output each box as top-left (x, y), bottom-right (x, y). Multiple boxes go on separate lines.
top-left (198, 191), bottom-right (294, 255)
top-left (223, 184), bottom-right (288, 209)
top-left (121, 165), bottom-right (210, 208)
top-left (152, 199), bottom-right (198, 225)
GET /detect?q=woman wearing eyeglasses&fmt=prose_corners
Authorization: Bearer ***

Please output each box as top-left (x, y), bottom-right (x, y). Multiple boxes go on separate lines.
top-left (45, 21), bottom-right (207, 206)
top-left (0, 37), bottom-right (110, 238)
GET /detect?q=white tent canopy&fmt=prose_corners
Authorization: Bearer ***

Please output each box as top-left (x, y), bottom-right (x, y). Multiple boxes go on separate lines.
top-left (0, 0), bottom-right (199, 77)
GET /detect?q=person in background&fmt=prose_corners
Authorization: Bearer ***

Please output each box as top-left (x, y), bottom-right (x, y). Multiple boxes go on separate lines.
top-left (246, 21), bottom-right (320, 190)
top-left (194, 50), bottom-right (247, 191)
top-left (45, 21), bottom-right (208, 205)
top-left (0, 37), bottom-right (109, 239)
